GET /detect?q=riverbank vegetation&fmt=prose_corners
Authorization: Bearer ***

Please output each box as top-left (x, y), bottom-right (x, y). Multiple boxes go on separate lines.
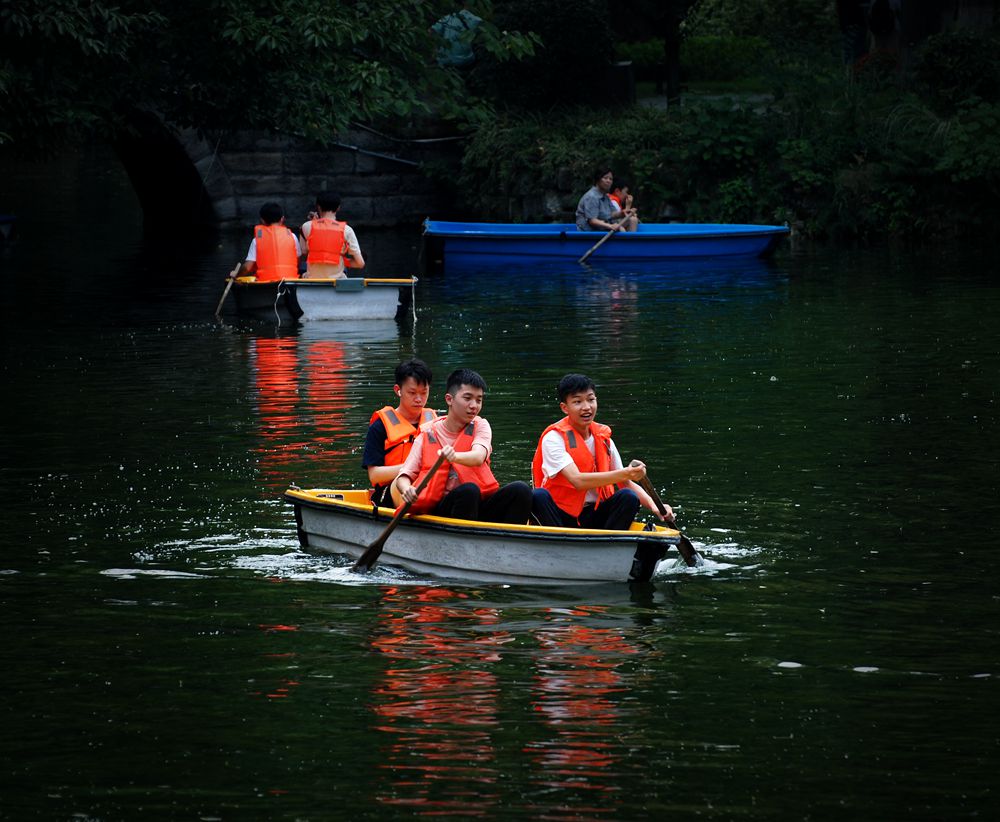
top-left (0, 0), bottom-right (537, 151)
top-left (456, 1), bottom-right (1000, 240)
top-left (3, 0), bottom-right (997, 240)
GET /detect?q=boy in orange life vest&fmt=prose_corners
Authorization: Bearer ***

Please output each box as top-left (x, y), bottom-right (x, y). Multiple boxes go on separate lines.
top-left (236, 202), bottom-right (302, 282)
top-left (394, 368), bottom-right (533, 524)
top-left (531, 373), bottom-right (669, 530)
top-left (608, 180), bottom-right (632, 213)
top-left (300, 191), bottom-right (365, 279)
top-left (362, 359), bottom-right (436, 507)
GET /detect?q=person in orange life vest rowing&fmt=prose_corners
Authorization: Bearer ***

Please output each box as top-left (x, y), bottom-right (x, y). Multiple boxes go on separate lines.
top-left (393, 368), bottom-right (533, 524)
top-left (234, 202), bottom-right (303, 282)
top-left (362, 358), bottom-right (437, 507)
top-left (531, 373), bottom-right (669, 530)
top-left (300, 191), bottom-right (365, 279)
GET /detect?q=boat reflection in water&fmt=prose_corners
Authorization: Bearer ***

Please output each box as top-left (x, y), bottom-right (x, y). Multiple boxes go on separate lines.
top-left (525, 603), bottom-right (640, 815)
top-left (371, 586), bottom-right (507, 815)
top-left (247, 320), bottom-right (400, 491)
top-left (369, 586), bottom-right (656, 818)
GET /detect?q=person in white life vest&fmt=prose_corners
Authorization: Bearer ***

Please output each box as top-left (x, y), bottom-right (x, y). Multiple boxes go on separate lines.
top-left (531, 373), bottom-right (667, 530)
top-left (362, 359), bottom-right (437, 507)
top-left (236, 202), bottom-right (303, 281)
top-left (394, 368), bottom-right (532, 524)
top-left (300, 191), bottom-right (365, 279)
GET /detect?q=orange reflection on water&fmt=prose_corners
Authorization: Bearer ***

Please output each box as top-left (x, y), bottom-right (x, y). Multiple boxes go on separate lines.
top-left (524, 605), bottom-right (639, 815)
top-left (250, 335), bottom-right (351, 490)
top-left (371, 586), bottom-right (509, 815)
top-left (250, 621), bottom-right (301, 702)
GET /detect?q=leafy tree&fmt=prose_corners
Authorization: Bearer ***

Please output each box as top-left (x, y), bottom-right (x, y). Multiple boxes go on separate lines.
top-left (0, 0), bottom-right (537, 151)
top-left (468, 0), bottom-right (612, 109)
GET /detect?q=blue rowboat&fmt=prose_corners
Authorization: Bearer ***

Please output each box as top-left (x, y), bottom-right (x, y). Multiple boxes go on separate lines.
top-left (423, 220), bottom-right (789, 261)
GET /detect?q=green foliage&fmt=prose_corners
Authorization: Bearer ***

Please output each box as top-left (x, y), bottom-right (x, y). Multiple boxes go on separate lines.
top-left (468, 0), bottom-right (611, 109)
top-left (0, 2), bottom-right (166, 149)
top-left (0, 0), bottom-right (537, 151)
top-left (936, 101), bottom-right (1000, 191)
top-left (615, 41), bottom-right (664, 73)
top-left (685, 0), bottom-right (836, 53)
top-left (457, 56), bottom-right (1000, 239)
top-left (680, 35), bottom-right (772, 81)
top-left (912, 29), bottom-right (1000, 115)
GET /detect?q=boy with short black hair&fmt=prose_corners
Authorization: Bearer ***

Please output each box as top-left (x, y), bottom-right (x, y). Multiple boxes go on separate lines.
top-left (362, 359), bottom-right (436, 507)
top-left (531, 373), bottom-right (666, 530)
top-left (394, 368), bottom-right (532, 524)
top-left (300, 190), bottom-right (365, 279)
top-left (236, 201), bottom-right (302, 281)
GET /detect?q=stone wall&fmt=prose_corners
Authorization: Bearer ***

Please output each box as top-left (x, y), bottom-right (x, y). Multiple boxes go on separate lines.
top-left (178, 127), bottom-right (462, 229)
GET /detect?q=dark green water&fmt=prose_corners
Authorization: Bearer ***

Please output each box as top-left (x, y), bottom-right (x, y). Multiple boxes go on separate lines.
top-left (1, 149), bottom-right (999, 819)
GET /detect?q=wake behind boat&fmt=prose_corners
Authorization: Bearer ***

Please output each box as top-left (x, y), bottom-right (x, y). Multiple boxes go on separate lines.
top-left (232, 276), bottom-right (416, 322)
top-left (423, 219), bottom-right (789, 262)
top-left (286, 487), bottom-right (685, 584)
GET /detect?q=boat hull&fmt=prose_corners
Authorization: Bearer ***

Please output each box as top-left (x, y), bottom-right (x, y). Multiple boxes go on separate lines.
top-left (232, 277), bottom-right (415, 322)
top-left (423, 220), bottom-right (789, 261)
top-left (286, 488), bottom-right (683, 584)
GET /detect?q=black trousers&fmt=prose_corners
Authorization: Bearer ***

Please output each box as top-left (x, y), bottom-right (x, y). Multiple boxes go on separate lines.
top-left (433, 481), bottom-right (533, 524)
top-left (531, 487), bottom-right (640, 530)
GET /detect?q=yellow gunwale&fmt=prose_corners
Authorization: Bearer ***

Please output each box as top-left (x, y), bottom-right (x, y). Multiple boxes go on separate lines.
top-left (233, 277), bottom-right (416, 286)
top-left (286, 487), bottom-right (681, 540)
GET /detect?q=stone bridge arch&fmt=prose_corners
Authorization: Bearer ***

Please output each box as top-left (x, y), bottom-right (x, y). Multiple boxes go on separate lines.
top-left (114, 110), bottom-right (456, 229)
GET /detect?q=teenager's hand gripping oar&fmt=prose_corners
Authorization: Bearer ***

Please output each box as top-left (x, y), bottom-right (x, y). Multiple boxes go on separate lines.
top-left (578, 212), bottom-right (631, 264)
top-left (351, 452), bottom-right (448, 573)
top-left (214, 263), bottom-right (241, 317)
top-left (630, 460), bottom-right (699, 567)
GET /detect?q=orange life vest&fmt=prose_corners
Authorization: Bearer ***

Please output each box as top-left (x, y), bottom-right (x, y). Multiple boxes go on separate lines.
top-left (531, 417), bottom-right (617, 518)
top-left (306, 218), bottom-right (349, 266)
top-left (254, 224), bottom-right (299, 282)
top-left (408, 419), bottom-right (499, 515)
top-left (370, 405), bottom-right (438, 467)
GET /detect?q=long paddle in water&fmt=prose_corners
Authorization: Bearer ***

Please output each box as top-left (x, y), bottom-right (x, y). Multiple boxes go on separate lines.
top-left (214, 263), bottom-right (241, 317)
top-left (351, 451), bottom-right (448, 573)
top-left (578, 212), bottom-right (631, 264)
top-left (630, 460), bottom-right (700, 567)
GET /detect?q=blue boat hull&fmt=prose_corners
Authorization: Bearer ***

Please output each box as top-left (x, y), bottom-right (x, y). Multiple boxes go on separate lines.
top-left (423, 220), bottom-right (789, 261)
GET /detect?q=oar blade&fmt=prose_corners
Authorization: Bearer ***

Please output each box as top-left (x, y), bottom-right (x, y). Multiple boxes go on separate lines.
top-left (674, 532), bottom-right (699, 567)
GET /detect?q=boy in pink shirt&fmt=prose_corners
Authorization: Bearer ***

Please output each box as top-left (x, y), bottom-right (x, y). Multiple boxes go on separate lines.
top-left (394, 368), bottom-right (532, 523)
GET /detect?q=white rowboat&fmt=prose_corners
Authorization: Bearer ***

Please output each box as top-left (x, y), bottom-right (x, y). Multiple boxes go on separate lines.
top-left (286, 488), bottom-right (685, 584)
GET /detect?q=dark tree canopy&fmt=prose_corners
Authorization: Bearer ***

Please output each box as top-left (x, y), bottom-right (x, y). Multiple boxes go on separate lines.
top-left (0, 0), bottom-right (537, 151)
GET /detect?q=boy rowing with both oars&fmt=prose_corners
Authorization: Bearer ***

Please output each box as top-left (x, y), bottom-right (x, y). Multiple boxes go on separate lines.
top-left (530, 373), bottom-right (669, 530)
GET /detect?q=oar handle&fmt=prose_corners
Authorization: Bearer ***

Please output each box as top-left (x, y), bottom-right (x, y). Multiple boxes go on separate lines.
top-left (578, 212), bottom-right (631, 263)
top-left (352, 451), bottom-right (448, 573)
top-left (629, 459), bottom-right (699, 567)
top-left (214, 263), bottom-right (241, 317)
top-left (629, 459), bottom-right (668, 518)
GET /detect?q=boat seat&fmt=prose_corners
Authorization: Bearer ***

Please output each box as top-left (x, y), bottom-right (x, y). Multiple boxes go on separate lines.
top-left (335, 278), bottom-right (365, 292)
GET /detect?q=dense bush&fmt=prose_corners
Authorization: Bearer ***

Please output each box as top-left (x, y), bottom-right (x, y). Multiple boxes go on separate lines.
top-left (679, 35), bottom-right (773, 81)
top-left (912, 29), bottom-right (1000, 115)
top-left (615, 40), bottom-right (664, 81)
top-left (468, 0), bottom-right (612, 109)
top-left (455, 68), bottom-right (1000, 239)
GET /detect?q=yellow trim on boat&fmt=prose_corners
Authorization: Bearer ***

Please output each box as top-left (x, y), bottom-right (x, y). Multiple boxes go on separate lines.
top-left (286, 487), bottom-right (681, 539)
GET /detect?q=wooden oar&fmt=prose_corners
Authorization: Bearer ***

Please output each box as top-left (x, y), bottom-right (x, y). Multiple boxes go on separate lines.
top-left (630, 460), bottom-right (699, 567)
top-left (578, 212), bottom-right (631, 264)
top-left (214, 263), bottom-right (241, 317)
top-left (351, 451), bottom-right (448, 573)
